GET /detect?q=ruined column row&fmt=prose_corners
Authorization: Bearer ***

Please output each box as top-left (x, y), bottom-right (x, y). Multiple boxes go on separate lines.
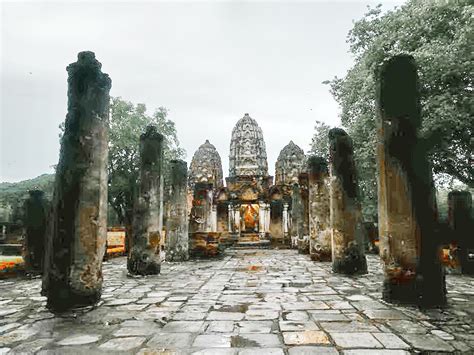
top-left (29, 51), bottom-right (471, 314)
top-left (306, 129), bottom-right (367, 275)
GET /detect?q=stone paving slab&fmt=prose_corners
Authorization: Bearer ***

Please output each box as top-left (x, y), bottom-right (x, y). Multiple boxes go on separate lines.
top-left (0, 250), bottom-right (473, 354)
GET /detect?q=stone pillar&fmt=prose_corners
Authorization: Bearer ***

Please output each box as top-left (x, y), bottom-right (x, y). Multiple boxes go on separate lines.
top-left (283, 202), bottom-right (289, 239)
top-left (42, 51), bottom-right (111, 311)
top-left (210, 205), bottom-right (218, 232)
top-left (24, 190), bottom-right (48, 273)
top-left (292, 185), bottom-right (308, 253)
top-left (234, 206), bottom-right (241, 235)
top-left (128, 125), bottom-right (163, 275)
top-left (259, 201), bottom-right (266, 239)
top-left (299, 173), bottom-right (310, 240)
top-left (228, 204), bottom-right (234, 232)
top-left (308, 156), bottom-right (332, 262)
top-left (448, 191), bottom-right (473, 275)
top-left (264, 204), bottom-right (271, 233)
top-left (166, 160), bottom-right (189, 262)
top-left (377, 54), bottom-right (446, 306)
top-left (328, 128), bottom-right (367, 275)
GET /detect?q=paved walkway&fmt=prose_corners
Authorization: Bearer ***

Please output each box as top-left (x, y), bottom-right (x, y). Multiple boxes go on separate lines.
top-left (0, 249), bottom-right (473, 354)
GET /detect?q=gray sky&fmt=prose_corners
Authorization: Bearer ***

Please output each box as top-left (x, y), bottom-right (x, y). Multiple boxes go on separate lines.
top-left (1, 0), bottom-right (405, 183)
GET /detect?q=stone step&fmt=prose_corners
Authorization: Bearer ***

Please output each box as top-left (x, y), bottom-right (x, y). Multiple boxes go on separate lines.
top-left (234, 240), bottom-right (271, 249)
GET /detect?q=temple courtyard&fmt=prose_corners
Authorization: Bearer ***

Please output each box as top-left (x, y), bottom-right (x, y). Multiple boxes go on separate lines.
top-left (0, 249), bottom-right (473, 354)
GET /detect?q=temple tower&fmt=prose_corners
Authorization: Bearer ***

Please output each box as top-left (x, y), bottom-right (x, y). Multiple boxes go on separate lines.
top-left (189, 140), bottom-right (223, 190)
top-left (227, 113), bottom-right (272, 246)
top-left (275, 141), bottom-right (305, 186)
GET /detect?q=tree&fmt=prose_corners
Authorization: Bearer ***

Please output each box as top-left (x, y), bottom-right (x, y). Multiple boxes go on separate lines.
top-left (108, 97), bottom-right (185, 240)
top-left (323, 0), bottom-right (473, 219)
top-left (308, 120), bottom-right (330, 160)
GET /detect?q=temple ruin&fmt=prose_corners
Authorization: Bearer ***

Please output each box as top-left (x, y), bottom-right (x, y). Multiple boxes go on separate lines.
top-left (188, 114), bottom-right (309, 250)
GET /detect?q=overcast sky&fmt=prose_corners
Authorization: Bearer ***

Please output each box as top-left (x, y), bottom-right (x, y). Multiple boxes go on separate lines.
top-left (1, 0), bottom-right (406, 183)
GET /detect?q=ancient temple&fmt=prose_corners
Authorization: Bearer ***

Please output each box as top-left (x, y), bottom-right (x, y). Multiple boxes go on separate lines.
top-left (188, 113), bottom-right (307, 248)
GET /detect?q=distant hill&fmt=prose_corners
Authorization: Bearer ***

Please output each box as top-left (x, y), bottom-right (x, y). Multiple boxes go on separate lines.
top-left (0, 173), bottom-right (55, 208)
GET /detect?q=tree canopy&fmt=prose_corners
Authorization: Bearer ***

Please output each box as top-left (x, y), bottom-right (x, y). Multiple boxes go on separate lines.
top-left (108, 97), bottom-right (185, 227)
top-left (318, 0), bottom-right (473, 219)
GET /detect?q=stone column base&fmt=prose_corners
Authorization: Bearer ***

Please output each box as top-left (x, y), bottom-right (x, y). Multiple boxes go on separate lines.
top-left (310, 248), bottom-right (332, 262)
top-left (383, 272), bottom-right (446, 307)
top-left (45, 284), bottom-right (101, 312)
top-left (332, 245), bottom-right (367, 275)
top-left (127, 247), bottom-right (161, 275)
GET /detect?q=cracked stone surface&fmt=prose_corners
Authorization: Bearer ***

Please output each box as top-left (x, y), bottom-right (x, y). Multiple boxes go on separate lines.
top-left (0, 250), bottom-right (473, 354)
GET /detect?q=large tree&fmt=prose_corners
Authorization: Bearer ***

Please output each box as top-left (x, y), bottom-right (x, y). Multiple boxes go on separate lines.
top-left (321, 0), bottom-right (473, 219)
top-left (108, 97), bottom-right (185, 237)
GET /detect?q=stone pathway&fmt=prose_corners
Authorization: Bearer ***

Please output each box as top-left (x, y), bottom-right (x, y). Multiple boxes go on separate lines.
top-left (0, 249), bottom-right (473, 354)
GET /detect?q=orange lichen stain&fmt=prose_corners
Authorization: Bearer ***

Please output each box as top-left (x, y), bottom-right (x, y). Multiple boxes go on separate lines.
top-left (246, 265), bottom-right (263, 272)
top-left (149, 231), bottom-right (161, 249)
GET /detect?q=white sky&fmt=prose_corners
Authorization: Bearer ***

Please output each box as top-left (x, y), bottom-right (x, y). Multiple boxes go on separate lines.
top-left (0, 0), bottom-right (406, 183)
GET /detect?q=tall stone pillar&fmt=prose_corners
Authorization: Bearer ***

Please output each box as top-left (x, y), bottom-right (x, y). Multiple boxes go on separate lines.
top-left (228, 204), bottom-right (234, 232)
top-left (377, 54), bottom-right (446, 306)
top-left (166, 160), bottom-right (189, 262)
top-left (448, 191), bottom-right (473, 275)
top-left (128, 125), bottom-right (163, 275)
top-left (283, 202), bottom-right (289, 241)
top-left (308, 156), bottom-right (331, 262)
top-left (234, 206), bottom-right (241, 235)
top-left (264, 204), bottom-right (271, 233)
top-left (328, 128), bottom-right (367, 275)
top-left (292, 185), bottom-right (308, 253)
top-left (24, 190), bottom-right (48, 273)
top-left (210, 205), bottom-right (218, 232)
top-left (299, 173), bottom-right (310, 241)
top-left (42, 51), bottom-right (111, 311)
top-left (259, 201), bottom-right (266, 239)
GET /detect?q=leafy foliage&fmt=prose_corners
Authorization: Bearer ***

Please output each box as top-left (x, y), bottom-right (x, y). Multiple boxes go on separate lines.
top-left (323, 0), bottom-right (473, 219)
top-left (308, 120), bottom-right (330, 160)
top-left (108, 97), bottom-right (185, 226)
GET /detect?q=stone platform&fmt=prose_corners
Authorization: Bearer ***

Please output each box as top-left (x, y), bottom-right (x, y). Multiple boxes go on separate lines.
top-left (0, 250), bottom-right (473, 354)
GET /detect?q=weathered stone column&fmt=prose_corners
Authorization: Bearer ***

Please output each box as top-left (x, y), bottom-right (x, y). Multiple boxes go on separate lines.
top-left (210, 205), bottom-right (218, 232)
top-left (308, 156), bottom-right (332, 262)
top-left (292, 184), bottom-right (308, 253)
top-left (24, 190), bottom-right (48, 273)
top-left (42, 51), bottom-right (111, 311)
top-left (328, 128), bottom-right (367, 275)
top-left (166, 160), bottom-right (189, 262)
top-left (258, 201), bottom-right (266, 239)
top-left (448, 191), bottom-right (473, 275)
top-left (283, 202), bottom-right (289, 240)
top-left (377, 54), bottom-right (446, 306)
top-left (128, 125), bottom-right (163, 275)
top-left (299, 173), bottom-right (310, 241)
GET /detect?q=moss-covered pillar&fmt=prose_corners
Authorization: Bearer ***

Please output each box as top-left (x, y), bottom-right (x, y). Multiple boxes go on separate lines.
top-left (166, 160), bottom-right (189, 262)
top-left (42, 51), bottom-right (111, 311)
top-left (24, 190), bottom-right (48, 273)
top-left (328, 128), bottom-right (367, 275)
top-left (127, 125), bottom-right (163, 275)
top-left (448, 191), bottom-right (473, 275)
top-left (308, 156), bottom-right (331, 262)
top-left (377, 54), bottom-right (446, 306)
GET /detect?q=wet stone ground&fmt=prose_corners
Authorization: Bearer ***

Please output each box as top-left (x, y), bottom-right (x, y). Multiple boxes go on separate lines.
top-left (0, 249), bottom-right (473, 354)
